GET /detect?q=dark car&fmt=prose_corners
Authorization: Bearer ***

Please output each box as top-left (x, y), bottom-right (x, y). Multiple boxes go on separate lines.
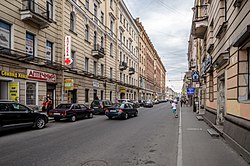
top-left (0, 101), bottom-right (48, 131)
top-left (143, 100), bottom-right (154, 108)
top-left (90, 100), bottom-right (112, 114)
top-left (48, 103), bottom-right (93, 122)
top-left (105, 102), bottom-right (138, 120)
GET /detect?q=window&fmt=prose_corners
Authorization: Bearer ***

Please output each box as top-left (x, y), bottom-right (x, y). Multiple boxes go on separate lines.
top-left (46, 41), bottom-right (53, 62)
top-left (26, 32), bottom-right (35, 57)
top-left (110, 19), bottom-right (114, 33)
top-left (120, 52), bottom-right (122, 62)
top-left (101, 64), bottom-right (104, 76)
top-left (123, 74), bottom-right (125, 83)
top-left (0, 20), bottom-right (11, 49)
top-left (248, 49), bottom-right (250, 99)
top-left (71, 51), bottom-right (76, 69)
top-left (110, 43), bottom-right (113, 56)
top-left (93, 31), bottom-right (97, 47)
top-left (26, 82), bottom-right (37, 105)
top-left (85, 89), bottom-right (89, 102)
top-left (94, 61), bottom-right (97, 75)
top-left (94, 4), bottom-right (98, 17)
top-left (209, 73), bottom-right (214, 101)
top-left (12, 103), bottom-right (28, 111)
top-left (110, 0), bottom-right (113, 8)
top-left (110, 91), bottom-right (112, 102)
top-left (85, 25), bottom-right (89, 41)
top-left (70, 12), bottom-right (76, 32)
top-left (120, 73), bottom-right (122, 81)
top-left (110, 67), bottom-right (112, 79)
top-left (85, 57), bottom-right (89, 72)
top-left (85, 0), bottom-right (89, 10)
top-left (100, 36), bottom-right (104, 48)
top-left (101, 12), bottom-right (104, 24)
top-left (46, 0), bottom-right (53, 20)
top-left (101, 90), bottom-right (104, 100)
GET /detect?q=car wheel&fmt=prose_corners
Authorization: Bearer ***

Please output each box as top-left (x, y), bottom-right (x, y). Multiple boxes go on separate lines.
top-left (134, 111), bottom-right (138, 117)
top-left (124, 113), bottom-right (128, 120)
top-left (70, 115), bottom-right (76, 122)
top-left (88, 112), bottom-right (93, 119)
top-left (34, 117), bottom-right (46, 129)
top-left (54, 118), bottom-right (60, 121)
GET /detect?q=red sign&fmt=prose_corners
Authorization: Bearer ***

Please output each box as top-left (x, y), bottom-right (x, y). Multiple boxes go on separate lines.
top-left (64, 36), bottom-right (72, 65)
top-left (27, 69), bottom-right (56, 83)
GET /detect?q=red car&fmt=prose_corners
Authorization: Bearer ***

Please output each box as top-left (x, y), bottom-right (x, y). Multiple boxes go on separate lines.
top-left (48, 104), bottom-right (94, 122)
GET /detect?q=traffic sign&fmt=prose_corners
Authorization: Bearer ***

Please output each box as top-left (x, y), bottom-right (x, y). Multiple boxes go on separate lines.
top-left (187, 87), bottom-right (195, 95)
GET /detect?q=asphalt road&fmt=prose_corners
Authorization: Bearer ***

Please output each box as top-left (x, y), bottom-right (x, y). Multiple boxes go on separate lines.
top-left (0, 103), bottom-right (179, 166)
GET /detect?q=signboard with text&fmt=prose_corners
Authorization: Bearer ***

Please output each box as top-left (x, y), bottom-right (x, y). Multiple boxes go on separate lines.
top-left (64, 35), bottom-right (73, 65)
top-left (27, 69), bottom-right (56, 83)
top-left (187, 87), bottom-right (195, 95)
top-left (8, 82), bottom-right (19, 102)
top-left (64, 79), bottom-right (74, 91)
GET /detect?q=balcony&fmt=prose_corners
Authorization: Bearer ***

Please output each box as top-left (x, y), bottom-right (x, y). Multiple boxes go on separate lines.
top-left (92, 44), bottom-right (105, 59)
top-left (129, 67), bottom-right (135, 75)
top-left (192, 5), bottom-right (208, 38)
top-left (119, 61), bottom-right (128, 70)
top-left (20, 0), bottom-right (53, 29)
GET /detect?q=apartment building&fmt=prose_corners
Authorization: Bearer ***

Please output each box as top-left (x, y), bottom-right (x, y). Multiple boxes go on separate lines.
top-left (189, 0), bottom-right (250, 162)
top-left (0, 0), bottom-right (63, 109)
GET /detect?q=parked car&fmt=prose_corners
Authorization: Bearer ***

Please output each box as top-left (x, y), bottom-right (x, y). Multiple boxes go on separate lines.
top-left (118, 99), bottom-right (140, 108)
top-left (48, 103), bottom-right (93, 122)
top-left (143, 100), bottom-right (154, 108)
top-left (105, 102), bottom-right (138, 120)
top-left (90, 100), bottom-right (112, 114)
top-left (0, 101), bottom-right (48, 131)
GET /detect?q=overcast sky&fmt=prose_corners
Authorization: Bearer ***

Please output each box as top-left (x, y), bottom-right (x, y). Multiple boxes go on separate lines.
top-left (123, 0), bottom-right (194, 93)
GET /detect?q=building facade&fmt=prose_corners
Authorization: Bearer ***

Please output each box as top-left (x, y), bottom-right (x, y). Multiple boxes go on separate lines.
top-left (0, 0), bottom-right (166, 110)
top-left (188, 0), bottom-right (250, 162)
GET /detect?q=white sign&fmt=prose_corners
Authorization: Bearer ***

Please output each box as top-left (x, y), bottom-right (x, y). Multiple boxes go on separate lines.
top-left (64, 36), bottom-right (72, 65)
top-left (93, 80), bottom-right (99, 87)
top-left (26, 38), bottom-right (34, 56)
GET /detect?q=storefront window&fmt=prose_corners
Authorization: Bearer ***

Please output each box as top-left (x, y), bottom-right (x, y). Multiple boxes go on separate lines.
top-left (26, 82), bottom-right (36, 105)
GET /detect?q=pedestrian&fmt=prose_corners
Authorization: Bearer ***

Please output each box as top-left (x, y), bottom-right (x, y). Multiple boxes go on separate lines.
top-left (180, 99), bottom-right (183, 107)
top-left (171, 100), bottom-right (178, 118)
top-left (42, 98), bottom-right (47, 112)
top-left (46, 95), bottom-right (53, 114)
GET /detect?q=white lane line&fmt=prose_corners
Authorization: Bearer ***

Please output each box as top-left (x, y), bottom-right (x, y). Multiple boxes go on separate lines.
top-left (177, 106), bottom-right (182, 166)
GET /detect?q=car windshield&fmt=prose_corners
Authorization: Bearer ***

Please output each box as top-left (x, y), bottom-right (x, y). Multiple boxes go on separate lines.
top-left (112, 103), bottom-right (122, 108)
top-left (92, 101), bottom-right (101, 107)
top-left (56, 104), bottom-right (71, 109)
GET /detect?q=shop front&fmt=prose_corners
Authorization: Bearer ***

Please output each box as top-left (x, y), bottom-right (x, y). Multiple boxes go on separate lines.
top-left (119, 86), bottom-right (126, 99)
top-left (64, 78), bottom-right (77, 103)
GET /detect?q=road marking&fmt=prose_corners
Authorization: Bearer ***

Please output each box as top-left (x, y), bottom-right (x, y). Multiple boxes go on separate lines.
top-left (186, 128), bottom-right (203, 131)
top-left (177, 106), bottom-right (182, 166)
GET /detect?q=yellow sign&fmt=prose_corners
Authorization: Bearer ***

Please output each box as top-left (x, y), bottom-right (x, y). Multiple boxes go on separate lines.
top-left (64, 79), bottom-right (74, 90)
top-left (9, 82), bottom-right (19, 101)
top-left (120, 86), bottom-right (126, 93)
top-left (1, 70), bottom-right (27, 79)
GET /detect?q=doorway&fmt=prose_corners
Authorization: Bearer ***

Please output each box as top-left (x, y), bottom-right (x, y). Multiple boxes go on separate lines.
top-left (217, 74), bottom-right (225, 125)
top-left (0, 80), bottom-right (9, 100)
top-left (68, 89), bottom-right (77, 103)
top-left (47, 83), bottom-right (56, 108)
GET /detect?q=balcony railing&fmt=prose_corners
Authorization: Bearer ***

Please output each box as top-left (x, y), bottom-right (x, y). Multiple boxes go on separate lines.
top-left (129, 67), bottom-right (135, 75)
top-left (119, 61), bottom-right (128, 70)
top-left (92, 44), bottom-right (105, 59)
top-left (20, 0), bottom-right (53, 29)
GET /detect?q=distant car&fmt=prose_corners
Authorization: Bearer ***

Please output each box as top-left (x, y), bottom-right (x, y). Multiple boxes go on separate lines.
top-left (48, 103), bottom-right (94, 122)
top-left (90, 100), bottom-right (112, 114)
top-left (118, 99), bottom-right (140, 108)
top-left (105, 102), bottom-right (138, 120)
top-left (0, 101), bottom-right (48, 131)
top-left (143, 100), bottom-right (154, 108)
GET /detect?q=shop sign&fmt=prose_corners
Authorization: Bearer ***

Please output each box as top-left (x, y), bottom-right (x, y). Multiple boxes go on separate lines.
top-left (93, 80), bottom-right (99, 87)
top-left (8, 82), bottom-right (19, 101)
top-left (191, 71), bottom-right (199, 82)
top-left (187, 87), bottom-right (195, 95)
top-left (120, 86), bottom-right (126, 93)
top-left (27, 69), bottom-right (56, 83)
top-left (64, 79), bottom-right (74, 90)
top-left (0, 70), bottom-right (27, 79)
top-left (64, 35), bottom-right (73, 65)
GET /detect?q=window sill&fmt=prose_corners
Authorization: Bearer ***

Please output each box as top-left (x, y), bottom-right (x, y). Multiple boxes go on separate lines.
top-left (238, 99), bottom-right (250, 104)
top-left (69, 29), bottom-right (77, 36)
top-left (85, 40), bottom-right (91, 45)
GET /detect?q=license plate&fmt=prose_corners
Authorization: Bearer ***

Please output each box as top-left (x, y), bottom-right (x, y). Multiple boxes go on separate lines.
top-left (110, 110), bottom-right (117, 113)
top-left (94, 107), bottom-right (98, 109)
top-left (54, 113), bottom-right (60, 115)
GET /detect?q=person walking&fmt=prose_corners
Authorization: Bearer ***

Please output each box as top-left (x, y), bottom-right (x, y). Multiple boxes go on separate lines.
top-left (171, 100), bottom-right (178, 118)
top-left (46, 95), bottom-right (53, 114)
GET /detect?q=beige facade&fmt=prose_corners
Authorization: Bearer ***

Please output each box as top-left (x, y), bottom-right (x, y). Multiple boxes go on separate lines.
top-left (187, 0), bottom-right (250, 162)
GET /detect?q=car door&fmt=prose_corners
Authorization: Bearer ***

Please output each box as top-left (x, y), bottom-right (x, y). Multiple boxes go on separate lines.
top-left (0, 103), bottom-right (17, 128)
top-left (124, 104), bottom-right (131, 115)
top-left (127, 103), bottom-right (135, 115)
top-left (10, 103), bottom-right (34, 125)
top-left (80, 104), bottom-right (88, 117)
top-left (73, 104), bottom-right (82, 118)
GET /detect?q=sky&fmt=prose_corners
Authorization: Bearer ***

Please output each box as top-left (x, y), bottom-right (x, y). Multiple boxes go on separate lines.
top-left (123, 0), bottom-right (194, 93)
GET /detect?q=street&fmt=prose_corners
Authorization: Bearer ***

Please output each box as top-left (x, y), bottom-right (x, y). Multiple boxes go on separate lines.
top-left (0, 103), bottom-right (248, 166)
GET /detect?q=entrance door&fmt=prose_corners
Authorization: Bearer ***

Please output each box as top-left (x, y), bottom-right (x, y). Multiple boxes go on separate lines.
top-left (0, 81), bottom-right (9, 100)
top-left (217, 75), bottom-right (225, 125)
top-left (47, 83), bottom-right (56, 108)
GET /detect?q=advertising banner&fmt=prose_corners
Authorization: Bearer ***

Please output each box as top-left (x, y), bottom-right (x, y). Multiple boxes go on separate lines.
top-left (8, 82), bottom-right (19, 102)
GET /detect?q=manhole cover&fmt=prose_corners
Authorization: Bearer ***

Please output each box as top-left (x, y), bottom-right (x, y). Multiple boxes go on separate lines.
top-left (81, 160), bottom-right (108, 166)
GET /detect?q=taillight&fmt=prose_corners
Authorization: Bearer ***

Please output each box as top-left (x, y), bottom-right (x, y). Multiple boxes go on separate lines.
top-left (105, 109), bottom-right (109, 113)
top-left (118, 109), bottom-right (123, 113)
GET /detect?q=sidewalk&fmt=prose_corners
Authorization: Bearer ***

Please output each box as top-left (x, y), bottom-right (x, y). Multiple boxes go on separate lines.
top-left (179, 106), bottom-right (248, 166)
